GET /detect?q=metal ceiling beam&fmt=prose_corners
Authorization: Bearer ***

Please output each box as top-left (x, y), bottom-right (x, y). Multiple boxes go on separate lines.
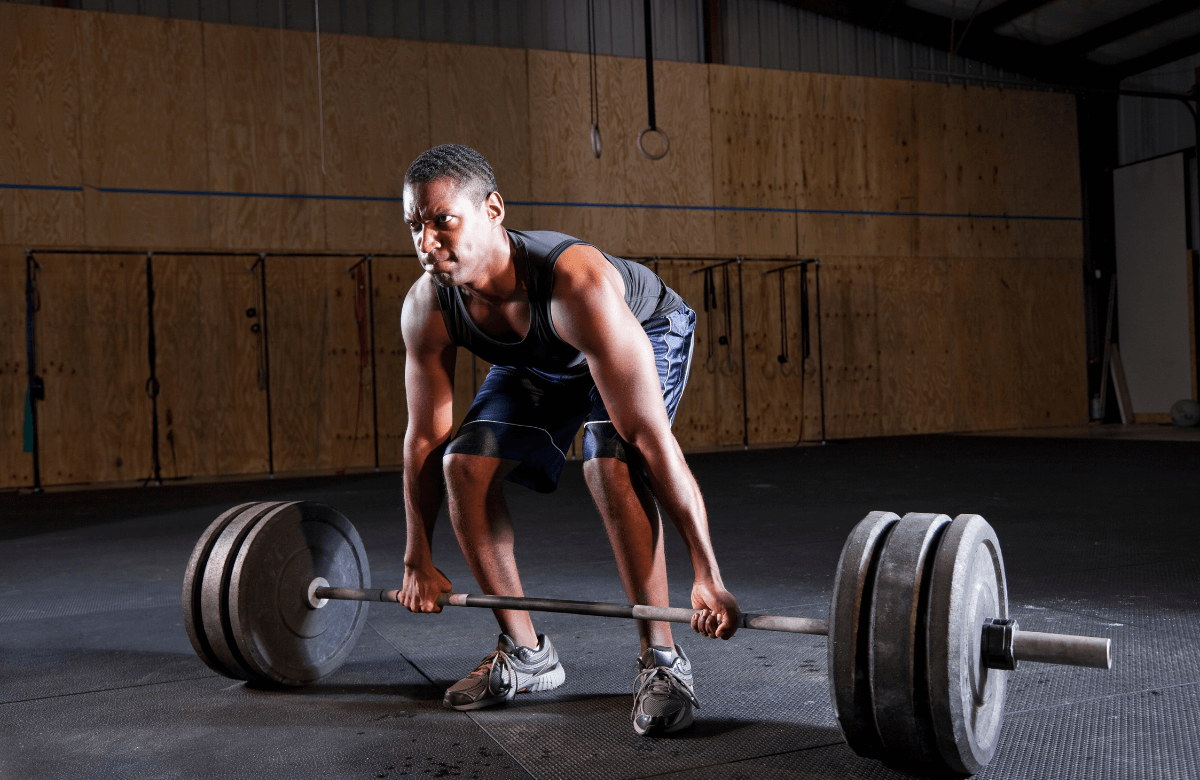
top-left (972, 0), bottom-right (1058, 32)
top-left (1056, 0), bottom-right (1198, 56)
top-left (1110, 30), bottom-right (1200, 80)
top-left (772, 0), bottom-right (1110, 86)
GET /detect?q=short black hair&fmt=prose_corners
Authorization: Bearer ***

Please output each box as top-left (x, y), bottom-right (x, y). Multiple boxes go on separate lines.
top-left (404, 144), bottom-right (497, 205)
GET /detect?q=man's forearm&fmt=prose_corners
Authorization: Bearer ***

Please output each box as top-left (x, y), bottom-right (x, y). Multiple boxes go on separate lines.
top-left (634, 435), bottom-right (724, 585)
top-left (403, 436), bottom-right (448, 566)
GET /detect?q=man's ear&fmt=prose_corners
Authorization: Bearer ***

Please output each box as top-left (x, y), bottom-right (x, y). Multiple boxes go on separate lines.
top-left (486, 190), bottom-right (505, 225)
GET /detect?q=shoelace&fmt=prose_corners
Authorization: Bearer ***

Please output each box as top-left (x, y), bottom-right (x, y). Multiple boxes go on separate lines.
top-left (631, 666), bottom-right (701, 718)
top-left (466, 649), bottom-right (518, 699)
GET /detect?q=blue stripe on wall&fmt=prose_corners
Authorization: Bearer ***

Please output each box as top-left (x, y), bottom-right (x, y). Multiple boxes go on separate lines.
top-left (3, 183), bottom-right (1082, 221)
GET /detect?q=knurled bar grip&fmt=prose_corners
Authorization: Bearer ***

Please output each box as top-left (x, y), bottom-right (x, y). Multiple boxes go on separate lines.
top-left (313, 587), bottom-right (1112, 668)
top-left (1013, 630), bottom-right (1111, 669)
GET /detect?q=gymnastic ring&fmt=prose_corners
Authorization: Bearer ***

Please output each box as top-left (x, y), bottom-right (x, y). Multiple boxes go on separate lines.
top-left (591, 124), bottom-right (602, 159)
top-left (705, 355), bottom-right (718, 375)
top-left (637, 127), bottom-right (670, 160)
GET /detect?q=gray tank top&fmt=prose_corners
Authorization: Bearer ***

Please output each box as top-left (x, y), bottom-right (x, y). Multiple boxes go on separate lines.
top-left (434, 229), bottom-right (682, 377)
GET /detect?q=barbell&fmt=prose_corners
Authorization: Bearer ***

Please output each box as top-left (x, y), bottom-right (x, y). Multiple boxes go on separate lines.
top-left (182, 501), bottom-right (1111, 779)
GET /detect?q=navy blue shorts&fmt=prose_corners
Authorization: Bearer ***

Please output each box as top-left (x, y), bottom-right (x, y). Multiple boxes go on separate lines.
top-left (444, 303), bottom-right (696, 493)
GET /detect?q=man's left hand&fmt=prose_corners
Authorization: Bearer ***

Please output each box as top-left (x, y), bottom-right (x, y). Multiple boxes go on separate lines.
top-left (690, 579), bottom-right (740, 640)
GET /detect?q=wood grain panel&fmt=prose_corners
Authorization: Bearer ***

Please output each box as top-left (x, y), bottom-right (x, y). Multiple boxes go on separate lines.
top-left (816, 258), bottom-right (883, 439)
top-left (876, 257), bottom-right (954, 435)
top-left (268, 256), bottom-right (376, 472)
top-left (709, 64), bottom-right (797, 257)
top-left (427, 44), bottom-right (534, 233)
top-left (744, 262), bottom-right (805, 444)
top-left (372, 256), bottom-right (423, 467)
top-left (153, 255), bottom-right (269, 479)
top-left (947, 257), bottom-right (1023, 431)
top-left (655, 260), bottom-right (744, 449)
top-left (1004, 91), bottom-right (1084, 259)
top-left (528, 52), bottom-right (716, 256)
top-left (78, 12), bottom-right (210, 248)
top-left (0, 247), bottom-right (32, 488)
top-left (915, 83), bottom-right (1082, 261)
top-left (321, 36), bottom-right (429, 251)
top-left (204, 23), bottom-right (325, 250)
top-left (34, 254), bottom-right (152, 485)
top-left (1015, 257), bottom-right (1087, 426)
top-left (0, 4), bottom-right (85, 248)
top-left (794, 74), bottom-right (918, 259)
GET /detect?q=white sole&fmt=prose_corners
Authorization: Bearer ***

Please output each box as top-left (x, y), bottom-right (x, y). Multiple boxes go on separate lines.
top-left (520, 663), bottom-right (566, 693)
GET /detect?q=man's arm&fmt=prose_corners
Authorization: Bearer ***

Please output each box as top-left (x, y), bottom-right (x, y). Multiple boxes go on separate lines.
top-left (399, 275), bottom-right (457, 613)
top-left (550, 246), bottom-right (740, 640)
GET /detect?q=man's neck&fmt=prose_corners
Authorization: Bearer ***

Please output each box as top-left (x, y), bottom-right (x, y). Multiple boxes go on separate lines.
top-left (460, 230), bottom-right (525, 307)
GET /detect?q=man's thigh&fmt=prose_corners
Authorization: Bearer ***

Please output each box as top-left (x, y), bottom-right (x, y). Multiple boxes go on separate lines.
top-left (445, 364), bottom-right (591, 493)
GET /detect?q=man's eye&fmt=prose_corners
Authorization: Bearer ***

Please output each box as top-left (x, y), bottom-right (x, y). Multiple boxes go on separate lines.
top-left (436, 215), bottom-right (451, 225)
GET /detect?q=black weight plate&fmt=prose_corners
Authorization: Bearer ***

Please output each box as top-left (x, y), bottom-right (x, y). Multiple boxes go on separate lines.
top-left (869, 512), bottom-right (951, 774)
top-left (228, 501), bottom-right (370, 686)
top-left (926, 514), bottom-right (1009, 776)
top-left (182, 502), bottom-right (259, 678)
top-left (828, 510), bottom-right (900, 758)
top-left (199, 501), bottom-right (287, 682)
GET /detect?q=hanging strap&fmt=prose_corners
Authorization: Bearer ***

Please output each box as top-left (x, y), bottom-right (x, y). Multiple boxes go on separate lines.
top-left (637, 0), bottom-right (669, 160)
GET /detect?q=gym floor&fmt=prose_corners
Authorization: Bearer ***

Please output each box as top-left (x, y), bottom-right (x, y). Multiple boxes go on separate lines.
top-left (1, 433), bottom-right (1196, 780)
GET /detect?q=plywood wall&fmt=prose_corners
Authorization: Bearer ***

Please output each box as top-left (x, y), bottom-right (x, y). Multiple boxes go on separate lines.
top-left (0, 4), bottom-right (1089, 489)
top-left (153, 255), bottom-right (270, 479)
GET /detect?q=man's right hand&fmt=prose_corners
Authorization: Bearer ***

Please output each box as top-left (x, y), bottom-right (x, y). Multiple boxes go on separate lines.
top-left (400, 561), bottom-right (452, 613)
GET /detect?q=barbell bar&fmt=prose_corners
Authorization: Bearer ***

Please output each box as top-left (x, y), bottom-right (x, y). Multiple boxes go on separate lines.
top-left (183, 501), bottom-right (1114, 779)
top-left (309, 586), bottom-right (1111, 670)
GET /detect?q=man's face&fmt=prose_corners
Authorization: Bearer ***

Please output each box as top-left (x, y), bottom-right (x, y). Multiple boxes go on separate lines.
top-left (403, 178), bottom-right (498, 289)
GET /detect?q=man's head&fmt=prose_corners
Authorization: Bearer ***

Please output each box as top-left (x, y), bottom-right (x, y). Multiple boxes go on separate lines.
top-left (404, 144), bottom-right (497, 206)
top-left (403, 145), bottom-right (505, 288)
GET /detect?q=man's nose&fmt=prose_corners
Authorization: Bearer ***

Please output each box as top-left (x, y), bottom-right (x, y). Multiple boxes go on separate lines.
top-left (419, 227), bottom-right (439, 255)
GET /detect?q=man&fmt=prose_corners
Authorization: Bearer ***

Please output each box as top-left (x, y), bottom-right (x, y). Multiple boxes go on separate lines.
top-left (397, 144), bottom-right (739, 736)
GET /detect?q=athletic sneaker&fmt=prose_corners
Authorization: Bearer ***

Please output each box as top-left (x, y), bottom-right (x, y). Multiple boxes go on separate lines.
top-left (631, 645), bottom-right (701, 735)
top-left (443, 633), bottom-right (565, 711)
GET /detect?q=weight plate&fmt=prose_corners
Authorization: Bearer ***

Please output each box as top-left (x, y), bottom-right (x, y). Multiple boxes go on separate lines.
top-left (182, 502), bottom-right (260, 678)
top-left (828, 510), bottom-right (900, 758)
top-left (228, 501), bottom-right (370, 686)
top-left (869, 512), bottom-right (952, 774)
top-left (926, 514), bottom-right (1009, 775)
top-left (199, 501), bottom-right (287, 682)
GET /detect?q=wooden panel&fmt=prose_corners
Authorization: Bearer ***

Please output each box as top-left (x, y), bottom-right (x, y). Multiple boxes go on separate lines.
top-left (946, 257), bottom-right (1024, 431)
top-left (655, 260), bottom-right (744, 449)
top-left (427, 44), bottom-right (534, 232)
top-left (204, 23), bottom-right (325, 250)
top-left (794, 74), bottom-right (918, 258)
top-left (815, 258), bottom-right (883, 439)
top-left (915, 82), bottom-right (1082, 261)
top-left (153, 255), bottom-right (269, 479)
top-left (34, 254), bottom-right (152, 485)
top-left (709, 64), bottom-right (797, 258)
top-left (267, 256), bottom-right (376, 473)
top-left (876, 257), bottom-right (955, 436)
top-left (1014, 257), bottom-right (1088, 426)
top-left (0, 247), bottom-right (33, 488)
top-left (0, 4), bottom-right (85, 248)
top-left (78, 12), bottom-right (210, 248)
top-left (744, 262), bottom-right (805, 445)
top-left (528, 52), bottom-right (716, 256)
top-left (321, 35), bottom-right (429, 251)
top-left (372, 256), bottom-right (422, 467)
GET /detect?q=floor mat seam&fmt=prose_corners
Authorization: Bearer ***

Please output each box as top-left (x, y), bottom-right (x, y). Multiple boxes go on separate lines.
top-left (1006, 678), bottom-right (1200, 717)
top-left (365, 620), bottom-right (539, 779)
top-left (0, 672), bottom-right (218, 707)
